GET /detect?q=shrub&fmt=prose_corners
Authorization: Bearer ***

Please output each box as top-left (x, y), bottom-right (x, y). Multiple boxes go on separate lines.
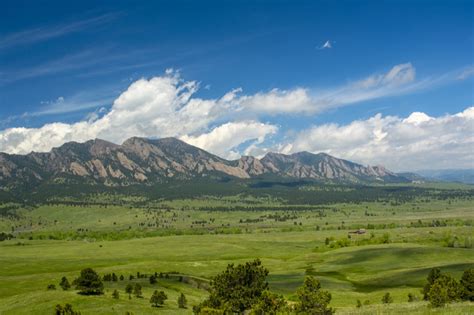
top-left (435, 274), bottom-right (461, 301)
top-left (460, 268), bottom-right (474, 301)
top-left (423, 268), bottom-right (441, 300)
top-left (429, 282), bottom-right (448, 307)
top-left (407, 293), bottom-right (418, 302)
top-left (428, 274), bottom-right (461, 307)
top-left (381, 292), bottom-right (393, 304)
top-left (47, 284), bottom-right (56, 290)
top-left (149, 275), bottom-right (157, 284)
top-left (55, 303), bottom-right (80, 315)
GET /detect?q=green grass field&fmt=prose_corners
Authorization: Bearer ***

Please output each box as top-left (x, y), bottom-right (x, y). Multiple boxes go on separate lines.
top-left (0, 191), bottom-right (473, 314)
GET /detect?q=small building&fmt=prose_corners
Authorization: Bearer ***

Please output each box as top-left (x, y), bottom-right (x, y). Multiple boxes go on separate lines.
top-left (348, 228), bottom-right (366, 235)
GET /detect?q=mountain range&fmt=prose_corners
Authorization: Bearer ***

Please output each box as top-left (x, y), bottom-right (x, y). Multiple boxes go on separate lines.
top-left (0, 137), bottom-right (415, 192)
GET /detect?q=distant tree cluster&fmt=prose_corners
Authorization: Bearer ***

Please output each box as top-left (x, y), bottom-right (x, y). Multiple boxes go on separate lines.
top-left (423, 268), bottom-right (473, 307)
top-left (50, 264), bottom-right (474, 313)
top-left (0, 232), bottom-right (14, 241)
top-left (193, 259), bottom-right (333, 314)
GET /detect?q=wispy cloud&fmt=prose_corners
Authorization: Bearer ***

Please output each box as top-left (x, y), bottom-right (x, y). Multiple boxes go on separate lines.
top-left (457, 65), bottom-right (474, 80)
top-left (0, 13), bottom-right (119, 50)
top-left (317, 40), bottom-right (333, 50)
top-left (0, 50), bottom-right (102, 84)
top-left (34, 94), bottom-right (113, 116)
top-left (0, 47), bottom-right (144, 85)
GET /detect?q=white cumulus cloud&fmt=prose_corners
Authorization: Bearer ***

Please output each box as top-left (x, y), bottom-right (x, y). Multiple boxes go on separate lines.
top-left (1, 64), bottom-right (472, 168)
top-left (0, 71), bottom-right (277, 157)
top-left (181, 121), bottom-right (278, 159)
top-left (284, 107), bottom-right (474, 171)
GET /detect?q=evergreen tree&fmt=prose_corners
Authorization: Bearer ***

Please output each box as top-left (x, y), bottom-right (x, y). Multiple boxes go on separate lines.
top-left (423, 268), bottom-right (441, 300)
top-left (195, 259), bottom-right (269, 313)
top-left (112, 289), bottom-right (120, 299)
top-left (294, 276), bottom-right (334, 315)
top-left (178, 292), bottom-right (187, 309)
top-left (249, 290), bottom-right (286, 315)
top-left (133, 283), bottom-right (143, 298)
top-left (73, 268), bottom-right (104, 295)
top-left (150, 290), bottom-right (167, 307)
top-left (428, 274), bottom-right (461, 307)
top-left (60, 276), bottom-right (71, 291)
top-left (429, 282), bottom-right (449, 307)
top-left (125, 284), bottom-right (133, 299)
top-left (460, 268), bottom-right (474, 301)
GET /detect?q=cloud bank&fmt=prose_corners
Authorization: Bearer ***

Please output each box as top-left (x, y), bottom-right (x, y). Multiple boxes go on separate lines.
top-left (281, 107), bottom-right (474, 170)
top-left (1, 64), bottom-right (472, 170)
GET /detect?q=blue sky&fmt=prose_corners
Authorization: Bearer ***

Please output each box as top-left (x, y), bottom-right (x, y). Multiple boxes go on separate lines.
top-left (0, 0), bottom-right (473, 170)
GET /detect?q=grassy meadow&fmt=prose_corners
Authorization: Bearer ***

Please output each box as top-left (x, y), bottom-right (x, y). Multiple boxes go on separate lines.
top-left (0, 185), bottom-right (473, 314)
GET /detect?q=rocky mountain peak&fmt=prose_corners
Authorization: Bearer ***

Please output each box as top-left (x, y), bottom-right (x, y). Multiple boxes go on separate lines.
top-left (0, 137), bottom-right (412, 189)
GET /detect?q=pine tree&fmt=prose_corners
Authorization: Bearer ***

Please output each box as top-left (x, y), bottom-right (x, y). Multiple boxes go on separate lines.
top-left (133, 283), bottom-right (143, 298)
top-left (125, 284), bottom-right (133, 299)
top-left (150, 290), bottom-right (167, 307)
top-left (178, 292), bottom-right (187, 309)
top-left (295, 276), bottom-right (334, 314)
top-left (460, 268), bottom-right (474, 301)
top-left (73, 268), bottom-right (104, 295)
top-left (112, 289), bottom-right (120, 299)
top-left (59, 276), bottom-right (71, 291)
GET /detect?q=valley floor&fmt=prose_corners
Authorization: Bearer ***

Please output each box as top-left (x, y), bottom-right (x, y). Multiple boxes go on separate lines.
top-left (0, 194), bottom-right (473, 314)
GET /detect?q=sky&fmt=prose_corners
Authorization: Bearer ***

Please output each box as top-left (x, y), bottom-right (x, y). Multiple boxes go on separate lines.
top-left (0, 0), bottom-right (473, 171)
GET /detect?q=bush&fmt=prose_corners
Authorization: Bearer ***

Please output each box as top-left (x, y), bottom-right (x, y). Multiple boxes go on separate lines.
top-left (407, 293), bottom-right (418, 302)
top-left (47, 284), bottom-right (56, 290)
top-left (429, 281), bottom-right (449, 307)
top-left (423, 268), bottom-right (441, 300)
top-left (149, 275), bottom-right (157, 284)
top-left (435, 274), bottom-right (461, 301)
top-left (55, 303), bottom-right (81, 315)
top-left (381, 292), bottom-right (393, 304)
top-left (428, 274), bottom-right (461, 307)
top-left (460, 268), bottom-right (474, 301)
